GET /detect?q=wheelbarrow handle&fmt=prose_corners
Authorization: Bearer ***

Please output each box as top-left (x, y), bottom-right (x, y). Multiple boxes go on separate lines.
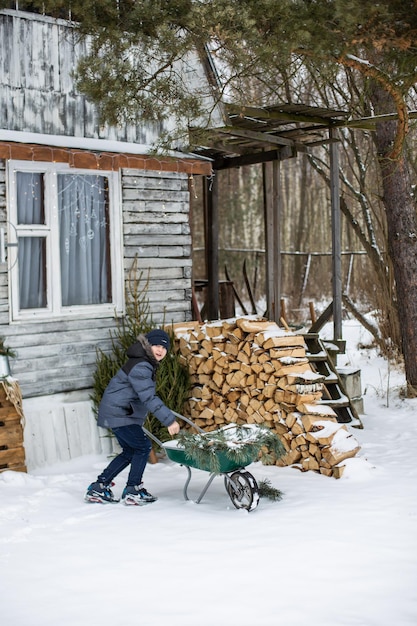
top-left (171, 411), bottom-right (205, 433)
top-left (143, 411), bottom-right (204, 450)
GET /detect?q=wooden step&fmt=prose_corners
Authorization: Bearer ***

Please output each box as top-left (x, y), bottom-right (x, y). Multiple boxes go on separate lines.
top-left (302, 333), bottom-right (362, 425)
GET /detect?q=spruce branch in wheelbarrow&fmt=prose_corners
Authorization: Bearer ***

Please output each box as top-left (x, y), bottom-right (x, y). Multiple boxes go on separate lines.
top-left (175, 424), bottom-right (286, 476)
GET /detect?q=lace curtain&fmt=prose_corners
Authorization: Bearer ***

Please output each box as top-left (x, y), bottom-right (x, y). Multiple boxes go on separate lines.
top-left (58, 174), bottom-right (110, 306)
top-left (17, 171), bottom-right (111, 309)
top-left (17, 172), bottom-right (46, 309)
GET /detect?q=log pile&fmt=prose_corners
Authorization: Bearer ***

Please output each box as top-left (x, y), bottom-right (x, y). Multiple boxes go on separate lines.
top-left (0, 379), bottom-right (26, 473)
top-left (170, 317), bottom-right (360, 478)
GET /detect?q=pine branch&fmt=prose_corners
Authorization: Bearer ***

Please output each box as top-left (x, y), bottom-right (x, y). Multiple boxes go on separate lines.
top-left (258, 479), bottom-right (284, 502)
top-left (175, 425), bottom-right (286, 475)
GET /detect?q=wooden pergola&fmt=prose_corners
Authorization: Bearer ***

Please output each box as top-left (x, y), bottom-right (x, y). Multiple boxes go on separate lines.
top-left (189, 101), bottom-right (372, 345)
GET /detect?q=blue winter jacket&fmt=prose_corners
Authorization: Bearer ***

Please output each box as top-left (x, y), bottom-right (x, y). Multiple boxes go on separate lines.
top-left (97, 335), bottom-right (175, 430)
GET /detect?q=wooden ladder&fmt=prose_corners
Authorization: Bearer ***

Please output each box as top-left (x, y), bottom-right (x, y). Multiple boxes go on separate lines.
top-left (302, 333), bottom-right (362, 425)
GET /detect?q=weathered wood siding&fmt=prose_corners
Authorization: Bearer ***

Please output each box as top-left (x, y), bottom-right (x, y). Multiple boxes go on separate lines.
top-left (0, 9), bottom-right (161, 143)
top-left (22, 390), bottom-right (121, 470)
top-left (122, 169), bottom-right (193, 317)
top-left (0, 161), bottom-right (193, 400)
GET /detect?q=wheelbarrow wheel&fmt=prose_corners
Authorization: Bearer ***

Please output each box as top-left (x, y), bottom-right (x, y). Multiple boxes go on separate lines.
top-left (225, 470), bottom-right (260, 511)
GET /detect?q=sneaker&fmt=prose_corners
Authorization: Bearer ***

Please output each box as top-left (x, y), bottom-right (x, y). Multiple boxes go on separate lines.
top-left (122, 484), bottom-right (158, 506)
top-left (84, 481), bottom-right (119, 504)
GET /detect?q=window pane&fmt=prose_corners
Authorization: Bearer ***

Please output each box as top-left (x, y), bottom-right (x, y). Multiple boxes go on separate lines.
top-left (18, 237), bottom-right (47, 309)
top-left (58, 174), bottom-right (111, 306)
top-left (16, 172), bottom-right (45, 224)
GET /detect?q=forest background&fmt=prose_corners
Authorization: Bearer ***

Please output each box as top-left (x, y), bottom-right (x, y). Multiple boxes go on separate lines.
top-left (3, 0), bottom-right (417, 393)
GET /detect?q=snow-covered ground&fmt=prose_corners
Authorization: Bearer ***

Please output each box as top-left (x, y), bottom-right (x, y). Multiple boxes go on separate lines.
top-left (1, 319), bottom-right (416, 626)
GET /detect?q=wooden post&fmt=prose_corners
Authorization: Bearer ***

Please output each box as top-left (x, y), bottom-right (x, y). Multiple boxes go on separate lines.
top-left (219, 281), bottom-right (235, 318)
top-left (280, 298), bottom-right (287, 324)
top-left (273, 160), bottom-right (281, 322)
top-left (148, 449), bottom-right (158, 464)
top-left (204, 173), bottom-right (219, 320)
top-left (309, 301), bottom-right (317, 324)
top-left (329, 129), bottom-right (343, 344)
top-left (263, 162), bottom-right (274, 320)
top-left (263, 159), bottom-right (281, 323)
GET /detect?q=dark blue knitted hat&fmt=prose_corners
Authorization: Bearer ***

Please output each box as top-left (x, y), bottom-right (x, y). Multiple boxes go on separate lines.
top-left (146, 329), bottom-right (170, 350)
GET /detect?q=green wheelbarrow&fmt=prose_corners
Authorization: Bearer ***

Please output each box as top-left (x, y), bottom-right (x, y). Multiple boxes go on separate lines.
top-left (144, 412), bottom-right (261, 512)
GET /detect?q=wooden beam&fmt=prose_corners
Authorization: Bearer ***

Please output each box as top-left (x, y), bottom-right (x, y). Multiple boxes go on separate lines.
top-left (213, 146), bottom-right (297, 170)
top-left (226, 103), bottom-right (344, 126)
top-left (308, 301), bottom-right (333, 333)
top-left (216, 126), bottom-right (300, 148)
top-left (335, 109), bottom-right (417, 129)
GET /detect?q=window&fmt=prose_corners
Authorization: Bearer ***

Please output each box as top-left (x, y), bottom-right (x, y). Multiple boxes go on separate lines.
top-left (8, 161), bottom-right (124, 321)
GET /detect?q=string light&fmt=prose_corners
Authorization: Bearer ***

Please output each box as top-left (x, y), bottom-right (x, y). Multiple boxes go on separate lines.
top-left (207, 172), bottom-right (216, 192)
top-left (189, 173), bottom-right (198, 199)
top-left (1, 142), bottom-right (212, 242)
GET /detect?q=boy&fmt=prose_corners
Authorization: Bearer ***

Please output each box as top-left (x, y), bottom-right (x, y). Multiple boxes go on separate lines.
top-left (85, 329), bottom-right (180, 505)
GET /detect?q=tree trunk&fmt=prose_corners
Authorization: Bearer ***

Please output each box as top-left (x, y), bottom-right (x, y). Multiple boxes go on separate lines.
top-left (370, 86), bottom-right (417, 396)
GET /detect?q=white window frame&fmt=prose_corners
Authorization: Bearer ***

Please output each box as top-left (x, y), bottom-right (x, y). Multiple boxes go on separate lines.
top-left (7, 159), bottom-right (124, 322)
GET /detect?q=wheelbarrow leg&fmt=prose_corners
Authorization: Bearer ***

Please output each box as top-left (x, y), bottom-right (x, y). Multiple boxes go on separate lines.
top-left (195, 473), bottom-right (217, 504)
top-left (183, 466), bottom-right (192, 501)
top-left (182, 466), bottom-right (217, 504)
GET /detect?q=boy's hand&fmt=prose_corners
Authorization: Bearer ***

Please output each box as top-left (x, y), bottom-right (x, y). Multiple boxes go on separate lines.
top-left (168, 421), bottom-right (180, 436)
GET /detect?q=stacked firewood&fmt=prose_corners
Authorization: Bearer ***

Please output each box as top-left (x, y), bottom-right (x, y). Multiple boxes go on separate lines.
top-left (170, 317), bottom-right (360, 478)
top-left (0, 380), bottom-right (26, 473)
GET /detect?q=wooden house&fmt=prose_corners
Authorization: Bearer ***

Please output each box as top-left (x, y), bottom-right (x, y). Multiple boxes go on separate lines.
top-left (0, 7), bottom-right (213, 470)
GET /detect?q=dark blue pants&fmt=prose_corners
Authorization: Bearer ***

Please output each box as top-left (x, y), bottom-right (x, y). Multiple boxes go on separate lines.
top-left (97, 424), bottom-right (152, 487)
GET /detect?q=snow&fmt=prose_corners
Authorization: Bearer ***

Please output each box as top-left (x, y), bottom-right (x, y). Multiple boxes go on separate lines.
top-left (277, 355), bottom-right (308, 364)
top-left (262, 325), bottom-right (295, 338)
top-left (330, 426), bottom-right (360, 453)
top-left (308, 419), bottom-right (344, 440)
top-left (346, 54), bottom-right (372, 67)
top-left (1, 319), bottom-right (417, 626)
top-left (0, 129), bottom-right (206, 160)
